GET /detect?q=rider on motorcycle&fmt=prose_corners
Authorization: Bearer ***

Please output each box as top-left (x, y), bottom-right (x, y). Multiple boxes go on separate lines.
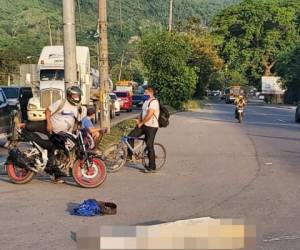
top-left (234, 95), bottom-right (246, 118)
top-left (18, 86), bottom-right (83, 183)
top-left (45, 86), bottom-right (83, 183)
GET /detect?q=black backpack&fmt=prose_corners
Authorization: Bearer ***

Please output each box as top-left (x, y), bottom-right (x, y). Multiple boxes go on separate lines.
top-left (149, 99), bottom-right (170, 128)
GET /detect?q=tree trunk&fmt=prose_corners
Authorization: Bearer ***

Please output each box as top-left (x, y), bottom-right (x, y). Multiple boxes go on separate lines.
top-left (263, 60), bottom-right (276, 76)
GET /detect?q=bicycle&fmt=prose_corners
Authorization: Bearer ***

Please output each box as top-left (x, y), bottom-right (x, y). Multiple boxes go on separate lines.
top-left (103, 126), bottom-right (166, 173)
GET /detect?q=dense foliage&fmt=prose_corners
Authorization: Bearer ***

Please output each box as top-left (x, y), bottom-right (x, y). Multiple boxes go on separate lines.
top-left (276, 45), bottom-right (300, 104)
top-left (140, 30), bottom-right (197, 108)
top-left (0, 0), bottom-right (237, 82)
top-left (212, 0), bottom-right (300, 87)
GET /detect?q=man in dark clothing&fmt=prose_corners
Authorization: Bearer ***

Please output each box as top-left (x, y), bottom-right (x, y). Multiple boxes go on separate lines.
top-left (128, 86), bottom-right (160, 173)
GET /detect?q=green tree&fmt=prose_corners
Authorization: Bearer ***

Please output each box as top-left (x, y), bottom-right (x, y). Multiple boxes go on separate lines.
top-left (140, 30), bottom-right (196, 108)
top-left (212, 0), bottom-right (300, 87)
top-left (276, 44), bottom-right (300, 104)
top-left (179, 18), bottom-right (223, 97)
top-left (208, 69), bottom-right (248, 90)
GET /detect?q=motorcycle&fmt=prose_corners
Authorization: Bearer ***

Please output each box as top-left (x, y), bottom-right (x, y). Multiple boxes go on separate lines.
top-left (236, 106), bottom-right (244, 123)
top-left (5, 112), bottom-right (107, 188)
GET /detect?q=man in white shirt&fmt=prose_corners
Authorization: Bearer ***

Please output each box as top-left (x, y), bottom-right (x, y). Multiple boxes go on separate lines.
top-left (46, 86), bottom-right (82, 135)
top-left (45, 86), bottom-right (82, 183)
top-left (128, 86), bottom-right (160, 173)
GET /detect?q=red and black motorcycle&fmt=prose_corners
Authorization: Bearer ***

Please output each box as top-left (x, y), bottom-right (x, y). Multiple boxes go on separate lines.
top-left (5, 113), bottom-right (107, 188)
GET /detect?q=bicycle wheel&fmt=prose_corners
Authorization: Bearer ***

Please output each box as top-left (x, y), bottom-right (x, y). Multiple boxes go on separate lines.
top-left (142, 143), bottom-right (166, 170)
top-left (102, 143), bottom-right (127, 173)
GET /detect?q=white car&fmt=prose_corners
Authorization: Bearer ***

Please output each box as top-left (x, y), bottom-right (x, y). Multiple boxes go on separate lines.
top-left (110, 93), bottom-right (120, 117)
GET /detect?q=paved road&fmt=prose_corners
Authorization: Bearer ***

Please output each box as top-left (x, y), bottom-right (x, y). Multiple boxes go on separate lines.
top-left (1, 101), bottom-right (300, 249)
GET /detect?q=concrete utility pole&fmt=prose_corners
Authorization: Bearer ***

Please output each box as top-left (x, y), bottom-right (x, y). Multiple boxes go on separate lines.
top-left (98, 0), bottom-right (111, 131)
top-left (119, 0), bottom-right (123, 33)
top-left (63, 0), bottom-right (77, 89)
top-left (168, 0), bottom-right (173, 32)
top-left (47, 19), bottom-right (53, 46)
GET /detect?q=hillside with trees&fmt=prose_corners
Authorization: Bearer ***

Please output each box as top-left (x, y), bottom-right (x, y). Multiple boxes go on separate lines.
top-left (0, 0), bottom-right (238, 82)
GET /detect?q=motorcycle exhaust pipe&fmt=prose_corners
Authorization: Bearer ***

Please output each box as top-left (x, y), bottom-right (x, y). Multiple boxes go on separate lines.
top-left (8, 148), bottom-right (38, 173)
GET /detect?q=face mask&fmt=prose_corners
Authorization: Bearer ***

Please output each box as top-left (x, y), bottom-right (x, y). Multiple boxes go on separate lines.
top-left (144, 95), bottom-right (150, 101)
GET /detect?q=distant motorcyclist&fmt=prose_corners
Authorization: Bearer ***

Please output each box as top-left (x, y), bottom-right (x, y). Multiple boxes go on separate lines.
top-left (234, 95), bottom-right (246, 107)
top-left (234, 95), bottom-right (246, 118)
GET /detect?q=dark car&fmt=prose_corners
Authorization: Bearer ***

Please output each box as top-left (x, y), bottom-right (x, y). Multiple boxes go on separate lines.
top-left (0, 86), bottom-right (33, 121)
top-left (295, 103), bottom-right (300, 123)
top-left (132, 94), bottom-right (146, 107)
top-left (0, 88), bottom-right (12, 137)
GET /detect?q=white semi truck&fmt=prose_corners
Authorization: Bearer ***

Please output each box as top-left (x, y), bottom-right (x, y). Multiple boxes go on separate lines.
top-left (27, 46), bottom-right (92, 121)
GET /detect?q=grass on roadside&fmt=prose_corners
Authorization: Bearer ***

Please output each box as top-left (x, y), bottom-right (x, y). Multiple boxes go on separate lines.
top-left (183, 99), bottom-right (206, 110)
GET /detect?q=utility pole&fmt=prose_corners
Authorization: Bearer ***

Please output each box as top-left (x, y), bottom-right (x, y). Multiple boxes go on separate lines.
top-left (77, 0), bottom-right (83, 31)
top-left (98, 0), bottom-right (110, 131)
top-left (168, 0), bottom-right (173, 32)
top-left (48, 19), bottom-right (53, 46)
top-left (118, 51), bottom-right (125, 81)
top-left (119, 0), bottom-right (123, 33)
top-left (63, 0), bottom-right (77, 89)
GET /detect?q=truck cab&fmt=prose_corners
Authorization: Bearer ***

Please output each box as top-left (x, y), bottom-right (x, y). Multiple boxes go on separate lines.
top-left (28, 46), bottom-right (91, 121)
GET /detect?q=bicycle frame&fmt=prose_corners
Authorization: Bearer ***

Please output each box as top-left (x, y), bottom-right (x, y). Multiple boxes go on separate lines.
top-left (121, 135), bottom-right (145, 156)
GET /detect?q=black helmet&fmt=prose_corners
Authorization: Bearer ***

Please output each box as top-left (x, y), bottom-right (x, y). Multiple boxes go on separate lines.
top-left (66, 86), bottom-right (82, 106)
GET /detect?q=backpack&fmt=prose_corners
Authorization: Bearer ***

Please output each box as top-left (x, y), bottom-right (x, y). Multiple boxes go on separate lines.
top-left (149, 99), bottom-right (170, 128)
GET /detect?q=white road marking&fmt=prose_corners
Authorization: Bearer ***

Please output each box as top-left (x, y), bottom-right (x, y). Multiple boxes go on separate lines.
top-left (264, 235), bottom-right (300, 242)
top-left (276, 119), bottom-right (287, 123)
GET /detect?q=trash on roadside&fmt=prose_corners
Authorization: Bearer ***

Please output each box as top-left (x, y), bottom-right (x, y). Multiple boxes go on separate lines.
top-left (71, 199), bottom-right (117, 217)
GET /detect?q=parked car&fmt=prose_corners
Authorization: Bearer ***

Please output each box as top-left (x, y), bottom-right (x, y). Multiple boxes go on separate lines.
top-left (113, 91), bottom-right (133, 112)
top-left (0, 88), bottom-right (12, 138)
top-left (109, 93), bottom-right (120, 117)
top-left (0, 86), bottom-right (33, 121)
top-left (132, 94), bottom-right (145, 107)
top-left (295, 103), bottom-right (300, 123)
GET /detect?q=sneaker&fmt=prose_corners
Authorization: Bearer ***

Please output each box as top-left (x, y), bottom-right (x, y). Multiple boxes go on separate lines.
top-left (51, 176), bottom-right (65, 184)
top-left (144, 165), bottom-right (155, 173)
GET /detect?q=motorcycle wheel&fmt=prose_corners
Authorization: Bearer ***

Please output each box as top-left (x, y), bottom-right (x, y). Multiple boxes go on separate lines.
top-left (238, 113), bottom-right (243, 123)
top-left (72, 158), bottom-right (107, 188)
top-left (6, 162), bottom-right (35, 184)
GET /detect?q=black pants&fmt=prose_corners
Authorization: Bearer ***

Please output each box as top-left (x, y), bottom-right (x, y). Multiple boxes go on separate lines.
top-left (128, 125), bottom-right (158, 169)
top-left (24, 121), bottom-right (54, 151)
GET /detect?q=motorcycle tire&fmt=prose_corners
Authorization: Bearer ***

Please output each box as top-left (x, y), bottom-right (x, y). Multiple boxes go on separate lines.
top-left (238, 114), bottom-right (243, 123)
top-left (72, 158), bottom-right (107, 188)
top-left (6, 162), bottom-right (35, 184)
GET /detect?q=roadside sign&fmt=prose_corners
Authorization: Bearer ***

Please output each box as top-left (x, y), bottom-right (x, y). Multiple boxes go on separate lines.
top-left (262, 76), bottom-right (285, 95)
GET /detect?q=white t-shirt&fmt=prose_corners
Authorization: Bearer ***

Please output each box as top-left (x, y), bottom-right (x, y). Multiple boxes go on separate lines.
top-left (142, 98), bottom-right (160, 128)
top-left (49, 100), bottom-right (79, 134)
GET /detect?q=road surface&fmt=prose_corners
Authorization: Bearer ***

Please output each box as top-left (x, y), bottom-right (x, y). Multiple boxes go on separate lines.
top-left (1, 101), bottom-right (300, 250)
